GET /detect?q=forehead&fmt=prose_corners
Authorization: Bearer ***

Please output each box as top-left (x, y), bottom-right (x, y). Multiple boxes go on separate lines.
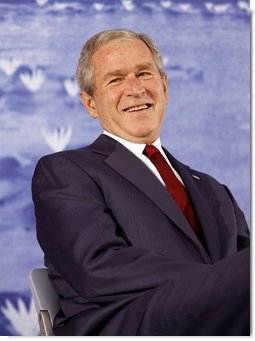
top-left (92, 39), bottom-right (157, 75)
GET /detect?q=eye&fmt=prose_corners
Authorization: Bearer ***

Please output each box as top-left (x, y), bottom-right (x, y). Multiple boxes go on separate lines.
top-left (108, 77), bottom-right (123, 85)
top-left (137, 71), bottom-right (152, 78)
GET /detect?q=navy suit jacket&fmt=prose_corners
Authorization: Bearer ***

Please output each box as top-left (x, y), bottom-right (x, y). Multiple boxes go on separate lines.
top-left (32, 134), bottom-right (250, 335)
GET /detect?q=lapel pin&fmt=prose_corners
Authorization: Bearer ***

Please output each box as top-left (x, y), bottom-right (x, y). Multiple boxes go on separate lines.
top-left (192, 174), bottom-right (200, 180)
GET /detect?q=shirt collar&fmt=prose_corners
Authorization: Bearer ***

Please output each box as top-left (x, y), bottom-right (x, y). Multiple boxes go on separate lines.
top-left (103, 131), bottom-right (162, 158)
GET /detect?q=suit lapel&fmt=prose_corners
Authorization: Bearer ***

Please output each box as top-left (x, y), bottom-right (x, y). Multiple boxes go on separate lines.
top-left (163, 149), bottom-right (220, 262)
top-left (92, 135), bottom-right (210, 262)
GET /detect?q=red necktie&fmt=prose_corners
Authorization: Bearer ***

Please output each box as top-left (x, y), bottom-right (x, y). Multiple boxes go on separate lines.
top-left (143, 144), bottom-right (201, 238)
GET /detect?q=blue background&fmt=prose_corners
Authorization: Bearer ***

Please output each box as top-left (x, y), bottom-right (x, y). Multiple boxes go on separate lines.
top-left (0, 0), bottom-right (250, 335)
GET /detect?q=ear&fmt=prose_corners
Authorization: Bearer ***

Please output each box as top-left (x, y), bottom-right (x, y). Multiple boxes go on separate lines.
top-left (162, 74), bottom-right (169, 103)
top-left (80, 91), bottom-right (98, 119)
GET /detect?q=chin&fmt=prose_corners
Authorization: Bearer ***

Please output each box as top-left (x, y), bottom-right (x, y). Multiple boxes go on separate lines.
top-left (131, 129), bottom-right (158, 142)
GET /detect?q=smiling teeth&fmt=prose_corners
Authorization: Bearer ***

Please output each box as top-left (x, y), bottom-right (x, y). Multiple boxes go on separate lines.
top-left (127, 104), bottom-right (149, 112)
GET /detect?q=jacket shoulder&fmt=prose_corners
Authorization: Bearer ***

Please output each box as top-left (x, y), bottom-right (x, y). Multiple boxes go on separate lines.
top-left (39, 145), bottom-right (91, 161)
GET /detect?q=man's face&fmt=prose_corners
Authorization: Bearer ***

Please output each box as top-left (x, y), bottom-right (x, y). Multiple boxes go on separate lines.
top-left (80, 39), bottom-right (168, 144)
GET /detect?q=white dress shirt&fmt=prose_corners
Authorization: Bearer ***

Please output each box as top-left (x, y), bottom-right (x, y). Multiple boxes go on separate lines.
top-left (103, 131), bottom-right (184, 187)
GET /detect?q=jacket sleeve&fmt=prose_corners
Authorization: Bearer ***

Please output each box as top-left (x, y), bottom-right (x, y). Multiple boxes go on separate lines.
top-left (32, 154), bottom-right (249, 306)
top-left (223, 185), bottom-right (250, 250)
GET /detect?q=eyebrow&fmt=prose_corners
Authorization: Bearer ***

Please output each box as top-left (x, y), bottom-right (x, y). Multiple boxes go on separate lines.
top-left (103, 63), bottom-right (155, 81)
top-left (103, 70), bottom-right (126, 81)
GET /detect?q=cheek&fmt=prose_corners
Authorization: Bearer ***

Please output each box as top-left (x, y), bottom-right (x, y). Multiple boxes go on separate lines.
top-left (96, 92), bottom-right (123, 122)
top-left (104, 90), bottom-right (123, 113)
top-left (158, 90), bottom-right (168, 107)
top-left (148, 81), bottom-right (167, 100)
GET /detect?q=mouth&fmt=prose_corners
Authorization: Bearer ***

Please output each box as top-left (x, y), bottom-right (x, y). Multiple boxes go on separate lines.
top-left (123, 103), bottom-right (153, 113)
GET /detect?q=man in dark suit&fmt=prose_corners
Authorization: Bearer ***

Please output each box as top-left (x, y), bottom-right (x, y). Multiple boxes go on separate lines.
top-left (32, 29), bottom-right (250, 336)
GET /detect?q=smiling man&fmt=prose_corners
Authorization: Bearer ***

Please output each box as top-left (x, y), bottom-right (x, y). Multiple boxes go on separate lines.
top-left (79, 38), bottom-right (168, 144)
top-left (32, 29), bottom-right (250, 336)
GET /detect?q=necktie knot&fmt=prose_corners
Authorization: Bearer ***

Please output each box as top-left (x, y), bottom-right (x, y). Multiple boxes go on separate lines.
top-left (143, 144), bottom-right (159, 158)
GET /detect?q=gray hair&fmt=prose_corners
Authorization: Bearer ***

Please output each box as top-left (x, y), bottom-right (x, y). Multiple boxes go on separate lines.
top-left (76, 29), bottom-right (165, 96)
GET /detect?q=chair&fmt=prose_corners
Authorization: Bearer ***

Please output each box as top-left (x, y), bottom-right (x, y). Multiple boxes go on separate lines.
top-left (28, 268), bottom-right (60, 336)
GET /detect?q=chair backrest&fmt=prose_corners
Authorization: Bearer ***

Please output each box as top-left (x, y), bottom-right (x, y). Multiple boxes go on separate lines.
top-left (28, 268), bottom-right (60, 336)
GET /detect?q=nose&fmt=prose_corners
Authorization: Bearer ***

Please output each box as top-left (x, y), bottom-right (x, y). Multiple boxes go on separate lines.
top-left (124, 74), bottom-right (145, 96)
